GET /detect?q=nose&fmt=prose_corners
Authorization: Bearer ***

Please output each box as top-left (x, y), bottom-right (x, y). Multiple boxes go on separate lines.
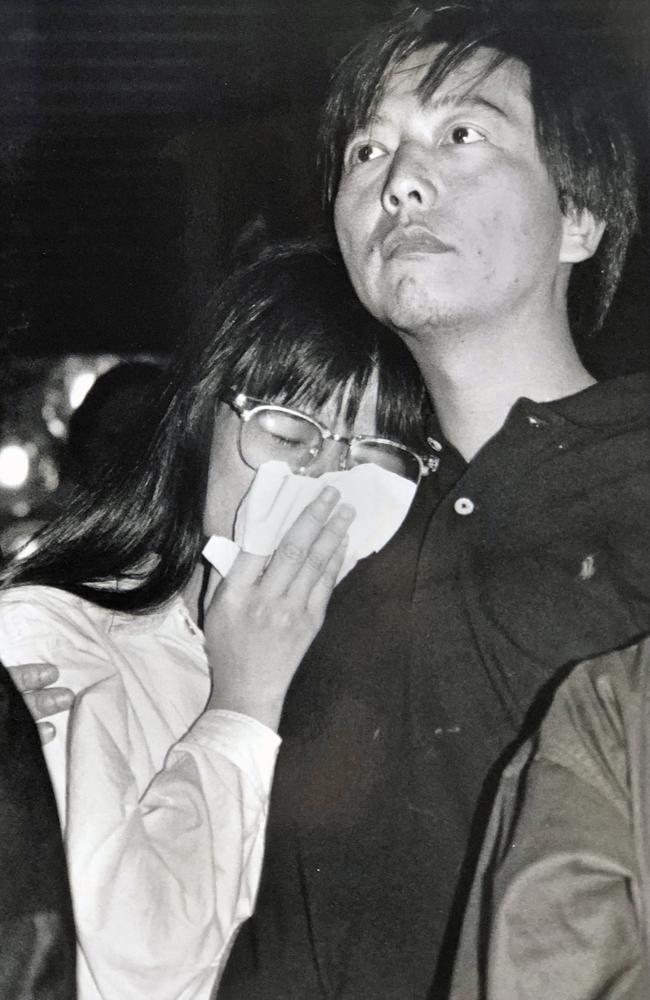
top-left (381, 145), bottom-right (435, 216)
top-left (301, 439), bottom-right (349, 477)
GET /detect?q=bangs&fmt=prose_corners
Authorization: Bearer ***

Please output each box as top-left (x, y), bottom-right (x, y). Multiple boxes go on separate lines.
top-left (230, 335), bottom-right (377, 428)
top-left (189, 241), bottom-right (429, 460)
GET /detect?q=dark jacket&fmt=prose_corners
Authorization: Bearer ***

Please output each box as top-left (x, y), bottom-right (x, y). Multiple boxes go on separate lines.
top-left (451, 636), bottom-right (650, 1000)
top-left (0, 661), bottom-right (76, 1000)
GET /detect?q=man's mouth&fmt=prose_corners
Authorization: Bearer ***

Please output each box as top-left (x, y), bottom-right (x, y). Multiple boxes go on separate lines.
top-left (382, 227), bottom-right (452, 260)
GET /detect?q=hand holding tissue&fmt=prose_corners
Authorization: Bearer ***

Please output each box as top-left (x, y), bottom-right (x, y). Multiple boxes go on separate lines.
top-left (203, 460), bottom-right (416, 584)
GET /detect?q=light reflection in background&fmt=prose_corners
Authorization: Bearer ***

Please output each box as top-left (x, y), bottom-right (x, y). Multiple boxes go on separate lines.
top-left (0, 353), bottom-right (162, 557)
top-left (0, 444), bottom-right (31, 490)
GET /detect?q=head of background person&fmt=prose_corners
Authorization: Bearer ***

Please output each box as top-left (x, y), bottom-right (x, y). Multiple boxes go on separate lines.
top-left (1, 241), bottom-right (430, 613)
top-left (64, 360), bottom-right (165, 491)
top-left (320, 1), bottom-right (638, 342)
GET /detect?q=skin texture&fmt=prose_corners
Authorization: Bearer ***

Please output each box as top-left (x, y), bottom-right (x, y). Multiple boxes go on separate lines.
top-left (334, 46), bottom-right (604, 461)
top-left (188, 386), bottom-right (390, 729)
top-left (202, 378), bottom-right (380, 539)
top-left (334, 49), bottom-right (575, 337)
top-left (204, 488), bottom-right (354, 731)
top-left (188, 383), bottom-right (388, 730)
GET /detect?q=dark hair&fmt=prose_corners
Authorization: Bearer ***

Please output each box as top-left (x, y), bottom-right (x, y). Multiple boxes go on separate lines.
top-left (319, 1), bottom-right (639, 329)
top-left (1, 242), bottom-right (429, 612)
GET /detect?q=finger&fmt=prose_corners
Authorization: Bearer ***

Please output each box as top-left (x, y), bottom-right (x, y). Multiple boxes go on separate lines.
top-left (287, 504), bottom-right (355, 600)
top-left (37, 721), bottom-right (56, 746)
top-left (261, 486), bottom-right (342, 595)
top-left (24, 687), bottom-right (74, 722)
top-left (6, 662), bottom-right (59, 694)
top-left (306, 534), bottom-right (349, 620)
top-left (220, 551), bottom-right (268, 592)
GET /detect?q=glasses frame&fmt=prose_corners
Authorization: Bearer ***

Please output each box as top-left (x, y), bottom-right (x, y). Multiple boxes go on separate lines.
top-left (227, 391), bottom-right (438, 483)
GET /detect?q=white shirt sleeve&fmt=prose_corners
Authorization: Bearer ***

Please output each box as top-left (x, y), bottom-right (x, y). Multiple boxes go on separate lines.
top-left (0, 590), bottom-right (280, 1000)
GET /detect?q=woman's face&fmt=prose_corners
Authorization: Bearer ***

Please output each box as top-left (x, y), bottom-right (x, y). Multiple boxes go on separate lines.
top-left (203, 377), bottom-right (380, 539)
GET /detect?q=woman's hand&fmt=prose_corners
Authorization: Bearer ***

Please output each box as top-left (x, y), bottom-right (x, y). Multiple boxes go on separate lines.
top-left (203, 485), bottom-right (354, 731)
top-left (5, 663), bottom-right (74, 744)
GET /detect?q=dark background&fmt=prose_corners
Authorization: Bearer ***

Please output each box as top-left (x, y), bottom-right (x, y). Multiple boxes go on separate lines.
top-left (1, 0), bottom-right (649, 371)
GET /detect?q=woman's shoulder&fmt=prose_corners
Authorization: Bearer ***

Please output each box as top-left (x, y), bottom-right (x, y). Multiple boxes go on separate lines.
top-left (0, 585), bottom-right (128, 692)
top-left (0, 584), bottom-right (112, 640)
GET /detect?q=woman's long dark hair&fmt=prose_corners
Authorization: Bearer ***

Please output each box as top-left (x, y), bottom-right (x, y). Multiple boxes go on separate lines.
top-left (1, 242), bottom-right (430, 612)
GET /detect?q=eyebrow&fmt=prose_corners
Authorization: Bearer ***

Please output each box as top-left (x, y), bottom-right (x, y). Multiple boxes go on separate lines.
top-left (364, 93), bottom-right (508, 129)
top-left (427, 93), bottom-right (508, 118)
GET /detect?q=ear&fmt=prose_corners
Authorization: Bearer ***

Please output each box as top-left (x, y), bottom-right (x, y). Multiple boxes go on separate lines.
top-left (559, 206), bottom-right (606, 263)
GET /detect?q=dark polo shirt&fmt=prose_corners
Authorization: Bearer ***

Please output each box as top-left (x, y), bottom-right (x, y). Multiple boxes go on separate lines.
top-left (218, 373), bottom-right (650, 1000)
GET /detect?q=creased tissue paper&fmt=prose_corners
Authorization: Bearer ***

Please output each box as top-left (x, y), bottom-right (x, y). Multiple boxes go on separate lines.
top-left (202, 460), bottom-right (416, 584)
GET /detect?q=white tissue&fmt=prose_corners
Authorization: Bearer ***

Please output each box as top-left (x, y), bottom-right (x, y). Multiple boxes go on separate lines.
top-left (202, 460), bottom-right (416, 584)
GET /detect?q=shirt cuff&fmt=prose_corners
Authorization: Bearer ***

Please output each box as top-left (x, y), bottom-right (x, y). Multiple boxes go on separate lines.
top-left (175, 709), bottom-right (282, 795)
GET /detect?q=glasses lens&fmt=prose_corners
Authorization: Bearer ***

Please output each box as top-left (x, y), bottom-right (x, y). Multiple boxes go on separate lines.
top-left (240, 408), bottom-right (322, 471)
top-left (348, 439), bottom-right (421, 483)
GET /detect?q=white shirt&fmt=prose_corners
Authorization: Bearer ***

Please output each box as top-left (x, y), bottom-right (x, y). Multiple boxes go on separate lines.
top-left (0, 584), bottom-right (281, 1000)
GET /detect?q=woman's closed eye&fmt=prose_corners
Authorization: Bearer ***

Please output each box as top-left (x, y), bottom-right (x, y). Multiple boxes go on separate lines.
top-left (266, 432), bottom-right (307, 450)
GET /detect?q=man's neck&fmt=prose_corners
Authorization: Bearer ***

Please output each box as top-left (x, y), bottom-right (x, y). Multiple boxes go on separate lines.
top-left (407, 314), bottom-right (596, 461)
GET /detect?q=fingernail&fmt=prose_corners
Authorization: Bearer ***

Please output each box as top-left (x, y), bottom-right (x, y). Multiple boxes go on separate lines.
top-left (38, 666), bottom-right (58, 684)
top-left (335, 503), bottom-right (356, 522)
top-left (53, 690), bottom-right (74, 709)
top-left (39, 722), bottom-right (55, 745)
top-left (320, 486), bottom-right (339, 504)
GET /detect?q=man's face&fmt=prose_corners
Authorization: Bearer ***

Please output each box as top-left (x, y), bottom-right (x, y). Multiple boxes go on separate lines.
top-left (334, 47), bottom-right (573, 336)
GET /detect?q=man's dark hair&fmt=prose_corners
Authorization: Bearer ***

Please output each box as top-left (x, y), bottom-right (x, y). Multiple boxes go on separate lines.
top-left (319, 1), bottom-right (639, 330)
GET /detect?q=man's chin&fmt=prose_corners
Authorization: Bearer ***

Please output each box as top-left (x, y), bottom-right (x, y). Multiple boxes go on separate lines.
top-left (383, 283), bottom-right (461, 336)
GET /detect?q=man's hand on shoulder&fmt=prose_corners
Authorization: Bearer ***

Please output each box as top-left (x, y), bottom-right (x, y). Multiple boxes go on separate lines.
top-left (7, 663), bottom-right (74, 744)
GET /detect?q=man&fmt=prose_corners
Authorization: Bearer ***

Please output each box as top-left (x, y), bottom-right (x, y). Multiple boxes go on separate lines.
top-left (218, 4), bottom-right (650, 999)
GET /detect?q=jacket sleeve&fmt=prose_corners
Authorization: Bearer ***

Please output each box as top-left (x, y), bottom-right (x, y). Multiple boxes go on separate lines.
top-left (483, 757), bottom-right (644, 1000)
top-left (0, 593), bottom-right (280, 1000)
top-left (451, 657), bottom-right (648, 1000)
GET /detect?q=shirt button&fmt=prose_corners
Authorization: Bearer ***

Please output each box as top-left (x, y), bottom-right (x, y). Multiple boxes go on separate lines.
top-left (454, 497), bottom-right (475, 516)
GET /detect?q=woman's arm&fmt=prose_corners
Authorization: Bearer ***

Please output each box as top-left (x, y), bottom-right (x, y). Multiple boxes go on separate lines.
top-left (0, 489), bottom-right (352, 1000)
top-left (65, 677), bottom-right (280, 1000)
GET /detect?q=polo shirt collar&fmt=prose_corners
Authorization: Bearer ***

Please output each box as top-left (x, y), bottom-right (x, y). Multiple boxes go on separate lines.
top-left (425, 371), bottom-right (650, 454)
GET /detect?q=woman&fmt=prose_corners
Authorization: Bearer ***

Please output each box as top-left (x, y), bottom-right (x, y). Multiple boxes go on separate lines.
top-left (0, 243), bottom-right (431, 1000)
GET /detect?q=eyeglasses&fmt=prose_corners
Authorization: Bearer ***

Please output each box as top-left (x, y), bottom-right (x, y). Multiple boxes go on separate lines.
top-left (227, 391), bottom-right (436, 485)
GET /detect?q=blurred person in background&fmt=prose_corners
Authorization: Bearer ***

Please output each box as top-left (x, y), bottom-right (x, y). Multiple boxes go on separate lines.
top-left (63, 359), bottom-right (165, 493)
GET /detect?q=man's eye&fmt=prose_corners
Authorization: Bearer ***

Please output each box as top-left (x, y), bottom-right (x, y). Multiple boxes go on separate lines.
top-left (446, 125), bottom-right (485, 145)
top-left (349, 142), bottom-right (384, 165)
